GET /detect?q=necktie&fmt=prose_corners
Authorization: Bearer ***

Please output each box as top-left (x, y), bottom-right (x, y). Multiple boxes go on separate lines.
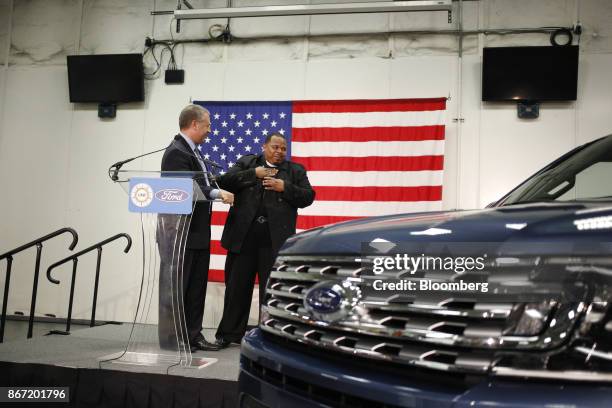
top-left (194, 148), bottom-right (211, 187)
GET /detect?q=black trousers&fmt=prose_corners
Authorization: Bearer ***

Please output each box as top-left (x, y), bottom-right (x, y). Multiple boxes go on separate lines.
top-left (216, 220), bottom-right (276, 342)
top-left (158, 227), bottom-right (210, 348)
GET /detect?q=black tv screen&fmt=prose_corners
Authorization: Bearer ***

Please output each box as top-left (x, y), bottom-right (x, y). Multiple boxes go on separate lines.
top-left (67, 54), bottom-right (144, 103)
top-left (482, 46), bottom-right (579, 102)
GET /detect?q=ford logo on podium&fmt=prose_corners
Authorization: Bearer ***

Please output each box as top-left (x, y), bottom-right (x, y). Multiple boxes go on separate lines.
top-left (304, 280), bottom-right (362, 323)
top-left (155, 189), bottom-right (189, 203)
top-left (128, 177), bottom-right (193, 214)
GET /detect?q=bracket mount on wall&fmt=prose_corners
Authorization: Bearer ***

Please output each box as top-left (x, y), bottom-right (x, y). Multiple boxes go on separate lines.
top-left (98, 103), bottom-right (116, 119)
top-left (517, 101), bottom-right (540, 119)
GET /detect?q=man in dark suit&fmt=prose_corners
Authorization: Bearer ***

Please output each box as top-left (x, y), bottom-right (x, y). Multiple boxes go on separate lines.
top-left (158, 104), bottom-right (233, 352)
top-left (213, 133), bottom-right (315, 347)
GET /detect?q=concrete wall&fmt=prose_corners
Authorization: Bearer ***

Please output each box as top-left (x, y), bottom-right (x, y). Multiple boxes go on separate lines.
top-left (1, 0), bottom-right (612, 327)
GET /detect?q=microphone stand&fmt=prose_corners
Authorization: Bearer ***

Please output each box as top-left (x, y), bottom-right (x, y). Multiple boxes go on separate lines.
top-left (108, 140), bottom-right (224, 185)
top-left (108, 146), bottom-right (168, 182)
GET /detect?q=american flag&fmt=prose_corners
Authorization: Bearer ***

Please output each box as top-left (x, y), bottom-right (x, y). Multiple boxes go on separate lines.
top-left (195, 98), bottom-right (446, 282)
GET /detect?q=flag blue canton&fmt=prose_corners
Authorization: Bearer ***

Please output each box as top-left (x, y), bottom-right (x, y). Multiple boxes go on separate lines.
top-left (194, 101), bottom-right (292, 174)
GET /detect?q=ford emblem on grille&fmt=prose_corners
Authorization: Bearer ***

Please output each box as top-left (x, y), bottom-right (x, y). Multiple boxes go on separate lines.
top-left (304, 280), bottom-right (362, 323)
top-left (305, 287), bottom-right (342, 313)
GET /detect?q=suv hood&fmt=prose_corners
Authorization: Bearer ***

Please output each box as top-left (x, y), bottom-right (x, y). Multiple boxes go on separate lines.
top-left (281, 202), bottom-right (612, 255)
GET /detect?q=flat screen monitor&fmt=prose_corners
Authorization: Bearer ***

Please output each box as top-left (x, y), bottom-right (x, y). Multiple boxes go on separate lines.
top-left (67, 54), bottom-right (144, 103)
top-left (482, 45), bottom-right (579, 102)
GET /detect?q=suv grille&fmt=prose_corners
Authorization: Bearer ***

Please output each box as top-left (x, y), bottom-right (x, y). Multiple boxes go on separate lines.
top-left (261, 256), bottom-right (584, 375)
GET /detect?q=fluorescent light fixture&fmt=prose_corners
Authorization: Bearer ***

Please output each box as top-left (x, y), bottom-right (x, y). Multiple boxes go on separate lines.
top-left (174, 0), bottom-right (452, 20)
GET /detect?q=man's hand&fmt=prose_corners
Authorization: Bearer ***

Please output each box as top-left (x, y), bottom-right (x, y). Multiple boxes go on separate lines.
top-left (219, 190), bottom-right (234, 205)
top-left (256, 166), bottom-right (278, 179)
top-left (263, 177), bottom-right (284, 192)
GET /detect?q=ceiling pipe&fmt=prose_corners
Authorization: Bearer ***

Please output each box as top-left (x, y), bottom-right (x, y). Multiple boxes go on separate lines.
top-left (168, 1), bottom-right (453, 20)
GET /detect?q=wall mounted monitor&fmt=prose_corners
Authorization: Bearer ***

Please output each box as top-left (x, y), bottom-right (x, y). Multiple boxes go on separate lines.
top-left (67, 53), bottom-right (144, 103)
top-left (482, 45), bottom-right (579, 102)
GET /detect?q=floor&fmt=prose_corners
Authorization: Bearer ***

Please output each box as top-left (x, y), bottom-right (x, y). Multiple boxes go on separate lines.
top-left (0, 320), bottom-right (241, 380)
top-left (1, 319), bottom-right (90, 342)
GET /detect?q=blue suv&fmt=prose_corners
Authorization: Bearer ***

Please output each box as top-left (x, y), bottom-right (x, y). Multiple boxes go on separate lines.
top-left (238, 135), bottom-right (612, 407)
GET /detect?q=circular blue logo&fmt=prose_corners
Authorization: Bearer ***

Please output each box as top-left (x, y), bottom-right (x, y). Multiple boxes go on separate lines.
top-left (303, 280), bottom-right (362, 323)
top-left (305, 286), bottom-right (342, 314)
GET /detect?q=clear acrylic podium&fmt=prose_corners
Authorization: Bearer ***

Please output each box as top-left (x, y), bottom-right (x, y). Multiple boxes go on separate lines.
top-left (100, 170), bottom-right (217, 370)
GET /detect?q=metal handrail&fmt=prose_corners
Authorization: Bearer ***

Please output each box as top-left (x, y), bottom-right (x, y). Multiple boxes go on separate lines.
top-left (46, 233), bottom-right (132, 334)
top-left (0, 228), bottom-right (78, 342)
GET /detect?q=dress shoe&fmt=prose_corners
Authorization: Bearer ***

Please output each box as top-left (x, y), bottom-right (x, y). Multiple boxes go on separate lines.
top-left (214, 337), bottom-right (233, 349)
top-left (192, 338), bottom-right (222, 351)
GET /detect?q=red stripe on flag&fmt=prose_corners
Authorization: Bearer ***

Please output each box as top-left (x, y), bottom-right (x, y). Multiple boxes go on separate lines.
top-left (297, 214), bottom-right (362, 229)
top-left (293, 156), bottom-right (444, 172)
top-left (292, 126), bottom-right (445, 142)
top-left (210, 240), bottom-right (227, 255)
top-left (211, 211), bottom-right (228, 226)
top-left (313, 186), bottom-right (442, 202)
top-left (209, 269), bottom-right (225, 282)
top-left (293, 98), bottom-right (446, 113)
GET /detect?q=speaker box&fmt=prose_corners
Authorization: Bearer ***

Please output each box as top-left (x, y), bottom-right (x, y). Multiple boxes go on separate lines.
top-left (165, 69), bottom-right (185, 85)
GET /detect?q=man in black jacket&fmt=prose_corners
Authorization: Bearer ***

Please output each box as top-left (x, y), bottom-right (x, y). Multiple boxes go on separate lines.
top-left (214, 133), bottom-right (315, 347)
top-left (158, 104), bottom-right (233, 352)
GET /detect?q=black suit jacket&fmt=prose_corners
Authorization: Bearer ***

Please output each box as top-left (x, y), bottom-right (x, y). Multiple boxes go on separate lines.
top-left (216, 154), bottom-right (315, 254)
top-left (160, 135), bottom-right (213, 250)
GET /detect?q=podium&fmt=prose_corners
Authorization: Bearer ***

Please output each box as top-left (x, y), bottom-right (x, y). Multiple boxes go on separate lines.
top-left (100, 170), bottom-right (217, 370)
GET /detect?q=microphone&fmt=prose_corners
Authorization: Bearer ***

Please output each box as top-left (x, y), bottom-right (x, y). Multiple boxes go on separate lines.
top-left (108, 146), bottom-right (168, 182)
top-left (108, 138), bottom-right (224, 182)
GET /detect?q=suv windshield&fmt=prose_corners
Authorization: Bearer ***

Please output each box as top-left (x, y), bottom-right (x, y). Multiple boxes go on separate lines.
top-left (500, 135), bottom-right (612, 206)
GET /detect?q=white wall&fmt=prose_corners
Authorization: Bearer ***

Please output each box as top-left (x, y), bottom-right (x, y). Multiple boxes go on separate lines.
top-left (1, 0), bottom-right (612, 327)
